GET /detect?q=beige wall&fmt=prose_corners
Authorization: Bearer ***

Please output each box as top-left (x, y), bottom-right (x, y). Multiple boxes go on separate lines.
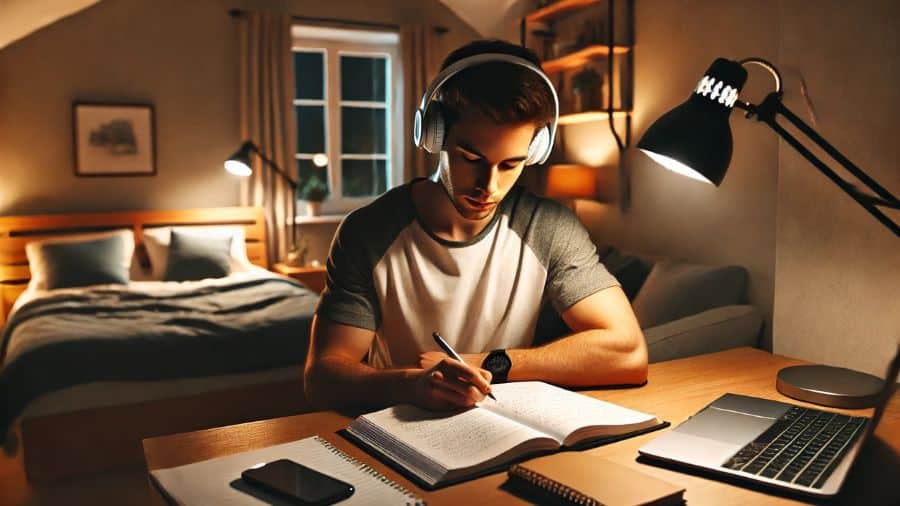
top-left (0, 0), bottom-right (477, 217)
top-left (772, 0), bottom-right (899, 377)
top-left (574, 0), bottom-right (897, 376)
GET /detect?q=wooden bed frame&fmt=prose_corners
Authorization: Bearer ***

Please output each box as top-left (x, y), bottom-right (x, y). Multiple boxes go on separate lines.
top-left (0, 206), bottom-right (269, 327)
top-left (0, 207), bottom-right (313, 483)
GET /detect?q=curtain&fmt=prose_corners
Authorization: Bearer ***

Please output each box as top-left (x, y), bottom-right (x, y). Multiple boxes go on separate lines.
top-left (400, 24), bottom-right (441, 181)
top-left (237, 10), bottom-right (296, 267)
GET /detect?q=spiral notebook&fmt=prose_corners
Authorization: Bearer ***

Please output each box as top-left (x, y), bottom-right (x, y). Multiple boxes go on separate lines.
top-left (149, 436), bottom-right (424, 505)
top-left (508, 452), bottom-right (684, 506)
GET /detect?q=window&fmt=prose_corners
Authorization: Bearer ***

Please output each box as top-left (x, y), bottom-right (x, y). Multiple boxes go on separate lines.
top-left (292, 25), bottom-right (402, 215)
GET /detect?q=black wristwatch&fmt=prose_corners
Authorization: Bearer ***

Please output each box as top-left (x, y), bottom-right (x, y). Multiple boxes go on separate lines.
top-left (482, 349), bottom-right (511, 383)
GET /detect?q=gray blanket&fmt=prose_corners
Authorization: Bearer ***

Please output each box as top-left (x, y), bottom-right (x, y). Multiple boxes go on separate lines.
top-left (0, 276), bottom-right (318, 436)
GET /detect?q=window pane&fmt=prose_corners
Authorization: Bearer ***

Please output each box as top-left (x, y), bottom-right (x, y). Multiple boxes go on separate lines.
top-left (341, 159), bottom-right (387, 197)
top-left (341, 107), bottom-right (386, 154)
top-left (340, 55), bottom-right (386, 102)
top-left (294, 51), bottom-right (324, 100)
top-left (296, 106), bottom-right (325, 153)
top-left (296, 158), bottom-right (330, 200)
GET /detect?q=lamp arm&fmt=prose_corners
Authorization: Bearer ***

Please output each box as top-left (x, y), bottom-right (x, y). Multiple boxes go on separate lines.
top-left (745, 92), bottom-right (899, 236)
top-left (246, 142), bottom-right (298, 190)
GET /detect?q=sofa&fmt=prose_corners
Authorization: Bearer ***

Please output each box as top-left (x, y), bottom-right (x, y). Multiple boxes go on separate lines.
top-left (535, 247), bottom-right (763, 363)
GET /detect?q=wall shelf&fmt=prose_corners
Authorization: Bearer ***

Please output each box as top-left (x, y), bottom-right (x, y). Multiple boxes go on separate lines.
top-left (526, 0), bottom-right (604, 24)
top-left (541, 44), bottom-right (630, 74)
top-left (521, 0), bottom-right (634, 208)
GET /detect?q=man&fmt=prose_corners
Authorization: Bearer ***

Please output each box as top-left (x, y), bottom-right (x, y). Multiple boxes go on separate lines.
top-left (304, 40), bottom-right (647, 412)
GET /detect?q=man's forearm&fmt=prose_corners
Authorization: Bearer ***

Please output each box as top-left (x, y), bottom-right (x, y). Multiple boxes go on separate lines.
top-left (505, 329), bottom-right (647, 386)
top-left (304, 357), bottom-right (416, 411)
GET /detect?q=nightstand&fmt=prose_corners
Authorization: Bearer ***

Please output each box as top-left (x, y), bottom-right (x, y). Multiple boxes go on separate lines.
top-left (272, 263), bottom-right (327, 293)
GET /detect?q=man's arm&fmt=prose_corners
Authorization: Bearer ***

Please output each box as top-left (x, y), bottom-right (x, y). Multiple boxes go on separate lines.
top-left (304, 315), bottom-right (494, 412)
top-left (422, 286), bottom-right (647, 387)
top-left (504, 286), bottom-right (647, 386)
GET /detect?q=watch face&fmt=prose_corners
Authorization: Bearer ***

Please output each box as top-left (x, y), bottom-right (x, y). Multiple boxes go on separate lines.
top-left (485, 352), bottom-right (511, 372)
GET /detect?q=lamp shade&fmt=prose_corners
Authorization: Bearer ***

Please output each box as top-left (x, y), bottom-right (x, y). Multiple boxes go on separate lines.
top-left (224, 141), bottom-right (254, 177)
top-left (638, 58), bottom-right (748, 186)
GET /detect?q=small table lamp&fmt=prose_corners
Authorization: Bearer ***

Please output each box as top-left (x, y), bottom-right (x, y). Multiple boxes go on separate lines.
top-left (544, 164), bottom-right (597, 199)
top-left (637, 57), bottom-right (899, 408)
top-left (225, 140), bottom-right (304, 266)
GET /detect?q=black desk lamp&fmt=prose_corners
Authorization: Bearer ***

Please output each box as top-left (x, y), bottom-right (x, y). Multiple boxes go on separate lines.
top-left (637, 57), bottom-right (899, 408)
top-left (225, 140), bottom-right (304, 265)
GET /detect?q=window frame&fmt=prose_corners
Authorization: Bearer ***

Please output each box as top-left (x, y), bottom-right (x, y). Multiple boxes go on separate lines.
top-left (292, 27), bottom-right (403, 216)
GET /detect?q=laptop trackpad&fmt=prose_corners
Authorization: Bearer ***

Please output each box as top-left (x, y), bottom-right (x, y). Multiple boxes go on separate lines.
top-left (676, 408), bottom-right (774, 445)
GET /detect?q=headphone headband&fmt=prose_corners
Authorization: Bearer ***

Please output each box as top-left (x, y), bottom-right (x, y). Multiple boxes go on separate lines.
top-left (415, 52), bottom-right (559, 165)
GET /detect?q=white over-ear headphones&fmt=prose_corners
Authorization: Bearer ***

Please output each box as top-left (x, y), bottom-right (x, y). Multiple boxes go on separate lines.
top-left (413, 53), bottom-right (560, 166)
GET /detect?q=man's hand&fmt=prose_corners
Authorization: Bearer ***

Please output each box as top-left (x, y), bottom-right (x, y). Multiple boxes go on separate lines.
top-left (410, 357), bottom-right (493, 411)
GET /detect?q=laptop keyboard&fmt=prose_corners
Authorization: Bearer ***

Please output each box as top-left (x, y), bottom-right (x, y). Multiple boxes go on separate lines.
top-left (722, 406), bottom-right (868, 488)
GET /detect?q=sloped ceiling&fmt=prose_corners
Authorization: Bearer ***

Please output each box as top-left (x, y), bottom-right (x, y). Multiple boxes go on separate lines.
top-left (438, 0), bottom-right (532, 39)
top-left (0, 0), bottom-right (102, 50)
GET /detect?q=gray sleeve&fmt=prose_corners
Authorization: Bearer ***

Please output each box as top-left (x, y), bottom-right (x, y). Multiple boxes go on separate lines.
top-left (545, 205), bottom-right (620, 313)
top-left (315, 211), bottom-right (379, 331)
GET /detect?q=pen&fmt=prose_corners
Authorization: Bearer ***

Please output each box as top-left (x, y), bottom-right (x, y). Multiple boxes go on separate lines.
top-left (432, 332), bottom-right (497, 401)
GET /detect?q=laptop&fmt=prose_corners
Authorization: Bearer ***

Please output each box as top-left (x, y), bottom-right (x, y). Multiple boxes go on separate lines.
top-left (639, 345), bottom-right (899, 499)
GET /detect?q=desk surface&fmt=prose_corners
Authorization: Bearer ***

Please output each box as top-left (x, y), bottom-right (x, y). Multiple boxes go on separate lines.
top-left (143, 348), bottom-right (899, 505)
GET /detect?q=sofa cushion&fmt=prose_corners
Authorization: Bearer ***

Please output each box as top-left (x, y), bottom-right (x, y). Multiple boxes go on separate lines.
top-left (632, 259), bottom-right (747, 328)
top-left (643, 305), bottom-right (762, 363)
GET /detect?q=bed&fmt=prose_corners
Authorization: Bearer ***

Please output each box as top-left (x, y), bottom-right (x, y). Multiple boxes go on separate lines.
top-left (0, 207), bottom-right (319, 483)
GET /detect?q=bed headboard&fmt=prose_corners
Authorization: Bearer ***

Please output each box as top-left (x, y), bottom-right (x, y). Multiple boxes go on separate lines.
top-left (0, 207), bottom-right (268, 327)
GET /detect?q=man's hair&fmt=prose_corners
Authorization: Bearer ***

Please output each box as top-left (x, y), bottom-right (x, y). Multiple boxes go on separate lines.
top-left (437, 40), bottom-right (555, 133)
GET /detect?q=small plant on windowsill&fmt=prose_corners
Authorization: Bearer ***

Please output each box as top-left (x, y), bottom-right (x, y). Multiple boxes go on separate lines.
top-left (298, 174), bottom-right (329, 216)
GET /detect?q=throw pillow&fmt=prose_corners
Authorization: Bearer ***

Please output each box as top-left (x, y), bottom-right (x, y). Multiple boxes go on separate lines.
top-left (30, 233), bottom-right (130, 290)
top-left (163, 230), bottom-right (233, 282)
top-left (631, 259), bottom-right (747, 328)
top-left (143, 226), bottom-right (252, 280)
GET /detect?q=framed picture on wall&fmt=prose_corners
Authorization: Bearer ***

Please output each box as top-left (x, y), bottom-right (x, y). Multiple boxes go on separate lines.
top-left (73, 102), bottom-right (156, 176)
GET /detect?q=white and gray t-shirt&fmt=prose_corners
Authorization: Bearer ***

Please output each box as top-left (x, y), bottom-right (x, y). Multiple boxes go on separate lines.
top-left (316, 180), bottom-right (619, 368)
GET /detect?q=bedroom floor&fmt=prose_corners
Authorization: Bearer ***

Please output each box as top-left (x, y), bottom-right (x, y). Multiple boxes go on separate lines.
top-left (0, 431), bottom-right (165, 506)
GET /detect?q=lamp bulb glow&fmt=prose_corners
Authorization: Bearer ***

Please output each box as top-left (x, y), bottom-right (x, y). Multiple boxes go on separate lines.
top-left (639, 149), bottom-right (714, 185)
top-left (312, 153), bottom-right (329, 167)
top-left (224, 160), bottom-right (252, 177)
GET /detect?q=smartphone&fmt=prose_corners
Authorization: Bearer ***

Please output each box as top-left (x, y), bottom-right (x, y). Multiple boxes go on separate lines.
top-left (241, 459), bottom-right (354, 505)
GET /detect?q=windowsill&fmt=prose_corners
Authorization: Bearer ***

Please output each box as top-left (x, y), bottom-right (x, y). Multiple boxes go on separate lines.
top-left (294, 214), bottom-right (345, 225)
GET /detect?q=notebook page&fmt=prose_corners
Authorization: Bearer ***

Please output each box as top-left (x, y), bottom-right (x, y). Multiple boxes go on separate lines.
top-left (481, 381), bottom-right (656, 442)
top-left (358, 403), bottom-right (553, 470)
top-left (150, 436), bottom-right (423, 505)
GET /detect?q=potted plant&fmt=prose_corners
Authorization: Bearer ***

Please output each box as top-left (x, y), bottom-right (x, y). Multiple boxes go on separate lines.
top-left (298, 173), bottom-right (329, 216)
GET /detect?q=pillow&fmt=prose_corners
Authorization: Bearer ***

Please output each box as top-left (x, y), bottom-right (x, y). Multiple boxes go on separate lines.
top-left (163, 230), bottom-right (233, 282)
top-left (143, 226), bottom-right (252, 280)
top-left (25, 230), bottom-right (133, 290)
top-left (601, 248), bottom-right (653, 301)
top-left (631, 259), bottom-right (748, 328)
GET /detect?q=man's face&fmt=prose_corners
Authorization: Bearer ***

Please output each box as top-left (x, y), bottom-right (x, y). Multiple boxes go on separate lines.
top-left (438, 110), bottom-right (537, 221)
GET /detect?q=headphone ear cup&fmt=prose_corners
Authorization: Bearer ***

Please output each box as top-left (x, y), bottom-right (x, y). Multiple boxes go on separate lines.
top-left (526, 126), bottom-right (551, 165)
top-left (420, 102), bottom-right (445, 154)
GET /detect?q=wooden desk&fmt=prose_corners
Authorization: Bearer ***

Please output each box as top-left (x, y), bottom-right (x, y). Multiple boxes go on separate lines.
top-left (143, 348), bottom-right (900, 505)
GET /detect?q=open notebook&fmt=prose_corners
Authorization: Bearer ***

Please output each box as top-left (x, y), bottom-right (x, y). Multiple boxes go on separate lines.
top-left (345, 381), bottom-right (665, 489)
